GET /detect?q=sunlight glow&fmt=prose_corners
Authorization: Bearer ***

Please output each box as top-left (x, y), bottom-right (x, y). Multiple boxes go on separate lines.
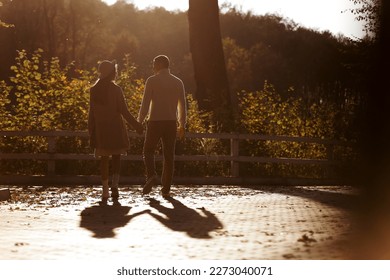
top-left (102, 0), bottom-right (365, 39)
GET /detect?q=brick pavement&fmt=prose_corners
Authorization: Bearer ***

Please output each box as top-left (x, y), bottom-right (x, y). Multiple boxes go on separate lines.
top-left (0, 185), bottom-right (359, 260)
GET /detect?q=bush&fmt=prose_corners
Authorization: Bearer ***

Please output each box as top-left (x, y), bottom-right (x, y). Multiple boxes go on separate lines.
top-left (0, 50), bottom-right (357, 179)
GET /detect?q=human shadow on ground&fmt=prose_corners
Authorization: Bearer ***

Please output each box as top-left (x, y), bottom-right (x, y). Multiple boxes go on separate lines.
top-left (147, 197), bottom-right (223, 239)
top-left (80, 205), bottom-right (148, 238)
top-left (246, 186), bottom-right (359, 211)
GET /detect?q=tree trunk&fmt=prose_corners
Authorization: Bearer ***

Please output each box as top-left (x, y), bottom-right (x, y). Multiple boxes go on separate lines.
top-left (358, 0), bottom-right (390, 259)
top-left (188, 0), bottom-right (234, 131)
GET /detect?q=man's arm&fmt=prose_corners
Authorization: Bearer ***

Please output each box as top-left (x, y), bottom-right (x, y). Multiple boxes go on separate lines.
top-left (177, 80), bottom-right (187, 128)
top-left (177, 81), bottom-right (187, 139)
top-left (138, 78), bottom-right (153, 123)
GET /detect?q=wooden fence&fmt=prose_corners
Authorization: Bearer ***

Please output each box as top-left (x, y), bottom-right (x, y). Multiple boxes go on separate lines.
top-left (0, 130), bottom-right (354, 186)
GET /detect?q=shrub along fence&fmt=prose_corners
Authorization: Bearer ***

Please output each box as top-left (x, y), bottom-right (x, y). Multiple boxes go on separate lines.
top-left (0, 130), bottom-right (356, 186)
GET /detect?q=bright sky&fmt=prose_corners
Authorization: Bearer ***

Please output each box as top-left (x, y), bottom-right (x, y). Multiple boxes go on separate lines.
top-left (102, 0), bottom-right (366, 39)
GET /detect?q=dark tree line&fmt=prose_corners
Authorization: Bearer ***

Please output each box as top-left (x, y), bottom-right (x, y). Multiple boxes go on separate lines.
top-left (0, 0), bottom-right (370, 134)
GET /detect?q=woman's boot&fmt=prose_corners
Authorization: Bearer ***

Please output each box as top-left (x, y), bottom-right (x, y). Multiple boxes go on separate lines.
top-left (111, 173), bottom-right (120, 206)
top-left (99, 179), bottom-right (109, 206)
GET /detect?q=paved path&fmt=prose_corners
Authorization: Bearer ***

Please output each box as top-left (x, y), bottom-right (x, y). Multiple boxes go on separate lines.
top-left (0, 185), bottom-right (359, 260)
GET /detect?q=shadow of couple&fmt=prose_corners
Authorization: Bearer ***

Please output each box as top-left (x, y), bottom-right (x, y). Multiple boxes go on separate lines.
top-left (79, 197), bottom-right (223, 239)
top-left (148, 197), bottom-right (223, 238)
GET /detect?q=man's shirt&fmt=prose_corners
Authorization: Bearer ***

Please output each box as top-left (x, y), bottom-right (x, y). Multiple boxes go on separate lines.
top-left (138, 68), bottom-right (187, 127)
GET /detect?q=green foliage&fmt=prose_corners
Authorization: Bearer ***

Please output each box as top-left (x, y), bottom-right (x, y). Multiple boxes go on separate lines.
top-left (0, 19), bottom-right (13, 27)
top-left (238, 81), bottom-right (357, 178)
top-left (223, 37), bottom-right (252, 93)
top-left (9, 49), bottom-right (90, 131)
top-left (0, 50), bottom-right (219, 176)
top-left (0, 80), bottom-right (11, 129)
top-left (116, 54), bottom-right (143, 116)
top-left (0, 50), bottom-right (357, 179)
top-left (240, 82), bottom-right (300, 136)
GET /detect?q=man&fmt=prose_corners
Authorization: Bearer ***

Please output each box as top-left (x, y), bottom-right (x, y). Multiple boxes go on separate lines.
top-left (138, 55), bottom-right (187, 198)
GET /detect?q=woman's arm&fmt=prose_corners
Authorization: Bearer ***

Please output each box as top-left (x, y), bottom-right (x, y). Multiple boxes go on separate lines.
top-left (117, 88), bottom-right (144, 134)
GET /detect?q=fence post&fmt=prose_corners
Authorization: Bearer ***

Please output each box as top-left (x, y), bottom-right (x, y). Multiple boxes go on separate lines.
top-left (230, 134), bottom-right (240, 177)
top-left (47, 136), bottom-right (56, 175)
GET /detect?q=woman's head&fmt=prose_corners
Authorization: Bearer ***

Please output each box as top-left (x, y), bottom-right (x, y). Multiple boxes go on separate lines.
top-left (98, 60), bottom-right (117, 81)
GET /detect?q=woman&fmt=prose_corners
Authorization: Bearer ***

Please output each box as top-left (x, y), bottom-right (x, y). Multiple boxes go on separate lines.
top-left (88, 60), bottom-right (143, 206)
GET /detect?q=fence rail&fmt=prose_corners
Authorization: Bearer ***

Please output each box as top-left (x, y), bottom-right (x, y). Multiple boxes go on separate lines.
top-left (0, 130), bottom-right (354, 186)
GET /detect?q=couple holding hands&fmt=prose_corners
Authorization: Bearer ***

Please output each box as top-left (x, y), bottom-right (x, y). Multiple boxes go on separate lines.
top-left (88, 55), bottom-right (187, 206)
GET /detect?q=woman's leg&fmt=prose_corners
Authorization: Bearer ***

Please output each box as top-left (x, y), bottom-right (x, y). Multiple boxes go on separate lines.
top-left (100, 156), bottom-right (110, 204)
top-left (111, 154), bottom-right (121, 203)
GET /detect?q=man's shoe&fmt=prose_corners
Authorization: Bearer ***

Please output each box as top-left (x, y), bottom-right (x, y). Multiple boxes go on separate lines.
top-left (113, 198), bottom-right (121, 206)
top-left (111, 187), bottom-right (119, 199)
top-left (98, 197), bottom-right (108, 206)
top-left (142, 175), bottom-right (158, 195)
top-left (161, 192), bottom-right (170, 199)
top-left (161, 185), bottom-right (171, 199)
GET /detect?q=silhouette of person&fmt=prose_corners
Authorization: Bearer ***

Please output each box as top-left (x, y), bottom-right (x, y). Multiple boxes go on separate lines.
top-left (88, 60), bottom-right (143, 206)
top-left (138, 55), bottom-right (187, 198)
top-left (80, 205), bottom-right (149, 238)
top-left (148, 197), bottom-right (223, 238)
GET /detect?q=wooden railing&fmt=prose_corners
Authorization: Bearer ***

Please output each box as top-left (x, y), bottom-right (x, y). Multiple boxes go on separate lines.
top-left (0, 130), bottom-right (354, 186)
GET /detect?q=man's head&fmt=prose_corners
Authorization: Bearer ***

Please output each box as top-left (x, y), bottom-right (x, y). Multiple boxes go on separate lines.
top-left (153, 55), bottom-right (170, 73)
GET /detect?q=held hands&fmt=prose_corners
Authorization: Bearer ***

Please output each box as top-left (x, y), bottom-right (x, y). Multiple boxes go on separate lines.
top-left (177, 126), bottom-right (185, 140)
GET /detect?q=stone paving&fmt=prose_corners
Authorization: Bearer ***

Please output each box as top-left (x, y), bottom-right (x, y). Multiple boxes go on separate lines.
top-left (0, 185), bottom-right (360, 260)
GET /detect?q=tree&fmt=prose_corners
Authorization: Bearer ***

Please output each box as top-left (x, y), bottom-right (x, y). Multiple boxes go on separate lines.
top-left (188, 0), bottom-right (234, 131)
top-left (350, 0), bottom-right (381, 36)
top-left (222, 37), bottom-right (252, 93)
top-left (351, 0), bottom-right (390, 259)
